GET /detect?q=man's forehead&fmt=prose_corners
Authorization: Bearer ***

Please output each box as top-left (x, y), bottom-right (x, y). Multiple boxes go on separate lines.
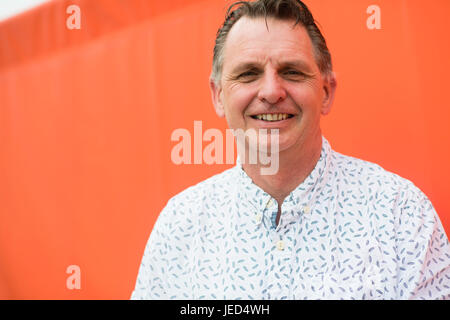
top-left (226, 16), bottom-right (311, 47)
top-left (223, 17), bottom-right (316, 71)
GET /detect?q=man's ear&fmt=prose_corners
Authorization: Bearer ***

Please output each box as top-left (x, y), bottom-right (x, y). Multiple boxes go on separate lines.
top-left (321, 71), bottom-right (337, 116)
top-left (209, 78), bottom-right (225, 118)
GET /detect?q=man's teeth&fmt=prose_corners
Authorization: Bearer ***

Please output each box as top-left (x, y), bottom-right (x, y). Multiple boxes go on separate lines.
top-left (255, 113), bottom-right (291, 121)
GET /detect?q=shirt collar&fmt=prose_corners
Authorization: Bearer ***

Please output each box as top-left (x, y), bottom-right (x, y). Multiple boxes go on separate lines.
top-left (235, 136), bottom-right (332, 214)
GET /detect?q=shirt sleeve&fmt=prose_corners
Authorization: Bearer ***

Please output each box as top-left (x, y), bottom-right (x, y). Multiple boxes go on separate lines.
top-left (130, 201), bottom-right (173, 300)
top-left (395, 183), bottom-right (450, 299)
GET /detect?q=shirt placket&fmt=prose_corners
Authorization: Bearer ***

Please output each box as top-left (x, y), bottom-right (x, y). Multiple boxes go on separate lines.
top-left (261, 197), bottom-right (294, 299)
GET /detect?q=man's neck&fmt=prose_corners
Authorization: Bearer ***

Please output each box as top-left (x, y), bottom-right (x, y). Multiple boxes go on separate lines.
top-left (240, 132), bottom-right (323, 206)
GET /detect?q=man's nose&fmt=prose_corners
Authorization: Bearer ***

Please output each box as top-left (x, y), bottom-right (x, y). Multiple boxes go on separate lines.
top-left (257, 72), bottom-right (286, 105)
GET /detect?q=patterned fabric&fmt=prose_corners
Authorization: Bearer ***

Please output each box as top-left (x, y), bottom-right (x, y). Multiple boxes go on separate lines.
top-left (131, 136), bottom-right (450, 300)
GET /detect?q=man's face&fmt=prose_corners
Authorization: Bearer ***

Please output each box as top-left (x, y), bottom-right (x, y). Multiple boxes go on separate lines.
top-left (210, 17), bottom-right (336, 155)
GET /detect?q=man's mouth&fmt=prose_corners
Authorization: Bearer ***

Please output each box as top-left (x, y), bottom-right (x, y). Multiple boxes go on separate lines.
top-left (250, 113), bottom-right (294, 122)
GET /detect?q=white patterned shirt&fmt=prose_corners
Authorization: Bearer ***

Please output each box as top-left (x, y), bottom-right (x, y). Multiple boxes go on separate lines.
top-left (131, 136), bottom-right (450, 300)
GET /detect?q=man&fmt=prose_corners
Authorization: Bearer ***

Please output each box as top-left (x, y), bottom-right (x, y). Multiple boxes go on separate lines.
top-left (131, 0), bottom-right (450, 299)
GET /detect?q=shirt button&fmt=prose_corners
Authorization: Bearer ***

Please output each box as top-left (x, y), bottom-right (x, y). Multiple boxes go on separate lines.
top-left (266, 198), bottom-right (274, 208)
top-left (276, 240), bottom-right (285, 251)
top-left (255, 213), bottom-right (262, 224)
top-left (303, 205), bottom-right (311, 214)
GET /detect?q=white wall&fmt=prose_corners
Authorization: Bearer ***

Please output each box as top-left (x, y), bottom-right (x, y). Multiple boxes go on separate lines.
top-left (0, 0), bottom-right (50, 21)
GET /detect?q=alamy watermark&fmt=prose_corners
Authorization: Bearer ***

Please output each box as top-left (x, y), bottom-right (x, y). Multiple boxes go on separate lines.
top-left (367, 5), bottom-right (381, 30)
top-left (66, 264), bottom-right (81, 290)
top-left (171, 121), bottom-right (279, 175)
top-left (64, 4), bottom-right (380, 31)
top-left (66, 4), bottom-right (81, 30)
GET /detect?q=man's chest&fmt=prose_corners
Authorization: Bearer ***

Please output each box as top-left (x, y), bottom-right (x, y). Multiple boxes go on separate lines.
top-left (182, 209), bottom-right (395, 299)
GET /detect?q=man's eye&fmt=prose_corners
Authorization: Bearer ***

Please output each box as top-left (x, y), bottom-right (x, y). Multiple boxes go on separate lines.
top-left (284, 70), bottom-right (302, 75)
top-left (239, 71), bottom-right (258, 78)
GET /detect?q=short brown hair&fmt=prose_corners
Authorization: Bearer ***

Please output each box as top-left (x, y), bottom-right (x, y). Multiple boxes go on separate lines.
top-left (211, 0), bottom-right (333, 84)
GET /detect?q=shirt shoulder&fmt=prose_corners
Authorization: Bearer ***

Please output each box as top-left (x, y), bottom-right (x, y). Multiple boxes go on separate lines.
top-left (167, 166), bottom-right (238, 209)
top-left (331, 149), bottom-right (422, 193)
top-left (331, 149), bottom-right (443, 236)
top-left (330, 149), bottom-right (440, 229)
top-left (154, 166), bottom-right (238, 235)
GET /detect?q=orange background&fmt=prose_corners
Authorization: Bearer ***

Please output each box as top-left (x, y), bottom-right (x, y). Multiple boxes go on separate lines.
top-left (0, 0), bottom-right (449, 299)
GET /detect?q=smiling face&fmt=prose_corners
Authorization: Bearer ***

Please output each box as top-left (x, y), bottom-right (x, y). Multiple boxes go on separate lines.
top-left (210, 17), bottom-right (336, 157)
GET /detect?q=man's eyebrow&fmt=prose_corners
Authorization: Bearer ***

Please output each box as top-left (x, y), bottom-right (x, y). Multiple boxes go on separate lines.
top-left (278, 60), bottom-right (314, 73)
top-left (229, 60), bottom-right (315, 74)
top-left (229, 62), bottom-right (262, 75)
